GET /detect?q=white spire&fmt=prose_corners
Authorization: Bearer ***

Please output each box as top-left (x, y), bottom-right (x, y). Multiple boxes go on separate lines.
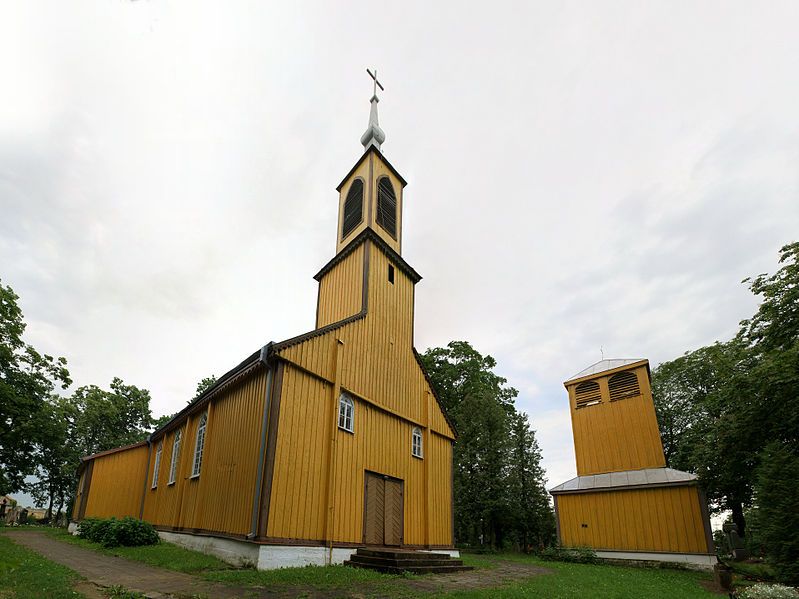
top-left (360, 68), bottom-right (386, 151)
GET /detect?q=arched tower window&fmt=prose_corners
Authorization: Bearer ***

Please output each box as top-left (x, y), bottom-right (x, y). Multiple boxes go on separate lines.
top-left (376, 176), bottom-right (397, 238)
top-left (574, 381), bottom-right (602, 408)
top-left (191, 412), bottom-right (207, 478)
top-left (608, 371), bottom-right (641, 401)
top-left (412, 427), bottom-right (423, 458)
top-left (151, 442), bottom-right (163, 488)
top-left (341, 179), bottom-right (364, 239)
top-left (338, 393), bottom-right (354, 432)
top-left (168, 428), bottom-right (182, 485)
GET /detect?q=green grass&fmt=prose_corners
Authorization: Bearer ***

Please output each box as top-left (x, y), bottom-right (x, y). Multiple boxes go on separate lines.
top-left (447, 552), bottom-right (719, 599)
top-left (0, 532), bottom-right (85, 599)
top-left (44, 528), bottom-right (232, 574)
top-left (203, 562), bottom-right (413, 589)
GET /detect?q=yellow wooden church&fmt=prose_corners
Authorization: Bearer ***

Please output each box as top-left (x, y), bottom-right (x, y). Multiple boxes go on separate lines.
top-left (550, 359), bottom-right (716, 567)
top-left (72, 78), bottom-right (457, 569)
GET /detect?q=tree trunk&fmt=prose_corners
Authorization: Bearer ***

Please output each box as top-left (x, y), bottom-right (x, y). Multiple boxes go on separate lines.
top-left (46, 486), bottom-right (54, 522)
top-left (731, 500), bottom-right (746, 538)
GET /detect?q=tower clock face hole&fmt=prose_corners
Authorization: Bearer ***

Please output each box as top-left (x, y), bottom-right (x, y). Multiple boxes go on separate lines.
top-left (388, 265), bottom-right (395, 284)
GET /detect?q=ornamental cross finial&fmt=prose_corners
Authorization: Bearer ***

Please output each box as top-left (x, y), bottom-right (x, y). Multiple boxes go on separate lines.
top-left (366, 68), bottom-right (384, 99)
top-left (361, 68), bottom-right (386, 151)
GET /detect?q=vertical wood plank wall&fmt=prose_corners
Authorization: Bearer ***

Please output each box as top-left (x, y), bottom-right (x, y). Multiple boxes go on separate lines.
top-left (557, 486), bottom-right (708, 553)
top-left (142, 370), bottom-right (268, 535)
top-left (568, 366), bottom-right (665, 476)
top-left (83, 445), bottom-right (149, 519)
top-left (267, 364), bottom-right (453, 546)
top-left (316, 244), bottom-right (364, 328)
top-left (281, 245), bottom-right (454, 440)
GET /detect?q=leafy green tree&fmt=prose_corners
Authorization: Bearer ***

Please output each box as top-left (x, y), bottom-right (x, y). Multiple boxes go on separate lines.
top-left (151, 413), bottom-right (175, 430)
top-left (752, 443), bottom-right (799, 584)
top-left (0, 281), bottom-right (71, 494)
top-left (506, 412), bottom-right (556, 550)
top-left (68, 378), bottom-right (154, 457)
top-left (193, 375), bottom-right (217, 401)
top-left (420, 341), bottom-right (553, 549)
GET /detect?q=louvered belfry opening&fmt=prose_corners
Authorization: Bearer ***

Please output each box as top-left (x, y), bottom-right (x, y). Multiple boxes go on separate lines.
top-left (342, 179), bottom-right (364, 239)
top-left (575, 380), bottom-right (602, 408)
top-left (376, 176), bottom-right (397, 238)
top-left (608, 371), bottom-right (641, 401)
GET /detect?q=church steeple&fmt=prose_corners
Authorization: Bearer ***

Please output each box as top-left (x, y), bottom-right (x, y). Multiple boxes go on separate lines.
top-left (334, 69), bottom-right (407, 256)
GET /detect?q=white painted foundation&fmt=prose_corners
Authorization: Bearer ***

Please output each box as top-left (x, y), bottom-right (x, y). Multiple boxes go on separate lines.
top-left (155, 530), bottom-right (361, 570)
top-left (595, 550), bottom-right (717, 570)
top-left (419, 549), bottom-right (460, 558)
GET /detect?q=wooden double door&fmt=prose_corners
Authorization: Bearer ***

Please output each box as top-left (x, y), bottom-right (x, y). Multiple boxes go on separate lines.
top-left (363, 471), bottom-right (404, 546)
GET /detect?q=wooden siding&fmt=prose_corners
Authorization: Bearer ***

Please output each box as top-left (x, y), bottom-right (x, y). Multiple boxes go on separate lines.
top-left (142, 370), bottom-right (268, 536)
top-left (83, 445), bottom-right (149, 519)
top-left (568, 364), bottom-right (665, 475)
top-left (557, 485), bottom-right (709, 554)
top-left (266, 364), bottom-right (453, 546)
top-left (336, 160), bottom-right (371, 254)
top-left (316, 243), bottom-right (364, 328)
top-left (281, 243), bottom-right (454, 440)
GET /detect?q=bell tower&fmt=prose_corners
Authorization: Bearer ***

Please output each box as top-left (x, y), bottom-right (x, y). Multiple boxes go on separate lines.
top-left (335, 69), bottom-right (407, 256)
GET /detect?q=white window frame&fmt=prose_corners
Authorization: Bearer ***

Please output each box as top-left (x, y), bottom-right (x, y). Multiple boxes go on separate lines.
top-left (412, 427), bottom-right (423, 459)
top-left (168, 428), bottom-right (182, 485)
top-left (338, 393), bottom-right (354, 433)
top-left (191, 412), bottom-right (207, 478)
top-left (151, 442), bottom-right (163, 488)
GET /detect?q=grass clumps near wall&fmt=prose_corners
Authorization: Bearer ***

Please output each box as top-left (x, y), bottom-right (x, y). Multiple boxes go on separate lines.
top-left (77, 516), bottom-right (159, 548)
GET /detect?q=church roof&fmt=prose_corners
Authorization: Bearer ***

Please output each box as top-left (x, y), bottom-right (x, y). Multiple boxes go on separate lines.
top-left (335, 144), bottom-right (407, 191)
top-left (565, 358), bottom-right (647, 383)
top-left (549, 467), bottom-right (697, 495)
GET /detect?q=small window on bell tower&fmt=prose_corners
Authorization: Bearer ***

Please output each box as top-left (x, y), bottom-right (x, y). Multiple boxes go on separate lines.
top-left (341, 179), bottom-right (364, 240)
top-left (388, 264), bottom-right (395, 284)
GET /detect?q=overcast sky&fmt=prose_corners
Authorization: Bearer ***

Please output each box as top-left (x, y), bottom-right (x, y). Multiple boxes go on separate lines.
top-left (3, 1), bottom-right (799, 508)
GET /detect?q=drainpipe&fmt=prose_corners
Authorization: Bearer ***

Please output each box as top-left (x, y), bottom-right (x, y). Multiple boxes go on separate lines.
top-left (139, 436), bottom-right (152, 520)
top-left (248, 344), bottom-right (274, 539)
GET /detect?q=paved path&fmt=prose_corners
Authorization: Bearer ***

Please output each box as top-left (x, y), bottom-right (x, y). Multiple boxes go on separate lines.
top-left (6, 530), bottom-right (266, 598)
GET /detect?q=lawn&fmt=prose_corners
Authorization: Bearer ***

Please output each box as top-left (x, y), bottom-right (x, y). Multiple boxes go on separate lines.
top-left (0, 531), bottom-right (85, 599)
top-left (40, 527), bottom-right (720, 598)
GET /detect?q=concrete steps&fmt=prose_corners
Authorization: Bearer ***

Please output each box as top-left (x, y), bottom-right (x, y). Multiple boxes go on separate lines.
top-left (344, 547), bottom-right (473, 574)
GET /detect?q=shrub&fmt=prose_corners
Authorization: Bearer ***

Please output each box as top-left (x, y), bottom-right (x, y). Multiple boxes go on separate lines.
top-left (77, 517), bottom-right (159, 547)
top-left (539, 545), bottom-right (598, 564)
top-left (738, 583), bottom-right (799, 599)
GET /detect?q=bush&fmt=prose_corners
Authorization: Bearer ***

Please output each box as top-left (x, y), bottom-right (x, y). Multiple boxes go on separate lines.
top-left (77, 517), bottom-right (159, 548)
top-left (738, 583), bottom-right (799, 599)
top-left (539, 545), bottom-right (598, 564)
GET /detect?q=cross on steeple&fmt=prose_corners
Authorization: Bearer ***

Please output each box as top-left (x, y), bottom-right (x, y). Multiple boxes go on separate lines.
top-left (366, 68), bottom-right (384, 99)
top-left (361, 68), bottom-right (386, 151)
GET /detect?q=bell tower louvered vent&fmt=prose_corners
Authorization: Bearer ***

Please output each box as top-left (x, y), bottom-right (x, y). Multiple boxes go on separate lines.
top-left (376, 176), bottom-right (397, 238)
top-left (574, 381), bottom-right (602, 408)
top-left (341, 179), bottom-right (364, 240)
top-left (608, 371), bottom-right (640, 401)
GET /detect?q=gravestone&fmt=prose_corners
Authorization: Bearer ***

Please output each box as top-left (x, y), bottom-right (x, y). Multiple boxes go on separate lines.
top-left (722, 521), bottom-right (749, 561)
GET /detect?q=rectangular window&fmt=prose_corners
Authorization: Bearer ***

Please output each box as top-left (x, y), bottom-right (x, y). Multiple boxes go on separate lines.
top-left (191, 413), bottom-right (208, 478)
top-left (412, 428), bottom-right (423, 458)
top-left (388, 264), bottom-right (395, 284)
top-left (151, 444), bottom-right (162, 488)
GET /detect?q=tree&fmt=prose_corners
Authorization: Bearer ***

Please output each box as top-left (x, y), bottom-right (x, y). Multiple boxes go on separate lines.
top-left (419, 341), bottom-right (554, 549)
top-left (0, 281), bottom-right (71, 494)
top-left (193, 375), bottom-right (217, 401)
top-left (752, 443), bottom-right (799, 584)
top-left (68, 378), bottom-right (154, 457)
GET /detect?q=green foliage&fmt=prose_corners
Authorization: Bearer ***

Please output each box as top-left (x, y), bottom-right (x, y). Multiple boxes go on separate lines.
top-left (193, 375), bottom-right (218, 401)
top-left (539, 545), bottom-right (599, 564)
top-left (419, 341), bottom-right (555, 550)
top-left (738, 583), bottom-right (799, 599)
top-left (751, 444), bottom-right (799, 584)
top-left (0, 280), bottom-right (71, 494)
top-left (77, 517), bottom-right (159, 548)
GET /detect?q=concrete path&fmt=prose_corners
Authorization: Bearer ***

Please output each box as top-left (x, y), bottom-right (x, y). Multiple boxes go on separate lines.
top-left (6, 530), bottom-right (269, 598)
